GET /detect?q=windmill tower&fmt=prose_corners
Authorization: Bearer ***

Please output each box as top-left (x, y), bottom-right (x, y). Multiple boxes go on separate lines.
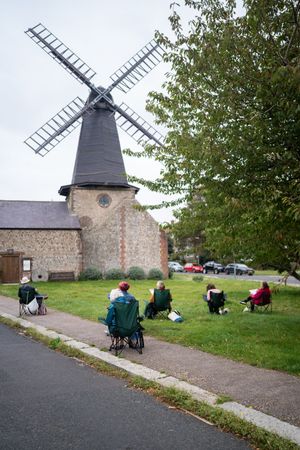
top-left (24, 24), bottom-right (168, 277)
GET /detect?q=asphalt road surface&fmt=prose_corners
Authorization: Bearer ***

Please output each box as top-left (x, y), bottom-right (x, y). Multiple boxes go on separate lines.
top-left (0, 324), bottom-right (250, 450)
top-left (178, 272), bottom-right (300, 286)
top-left (209, 273), bottom-right (300, 286)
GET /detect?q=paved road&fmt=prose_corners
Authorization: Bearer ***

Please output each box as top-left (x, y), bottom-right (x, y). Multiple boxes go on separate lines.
top-left (0, 324), bottom-right (250, 450)
top-left (1, 295), bottom-right (300, 427)
top-left (211, 273), bottom-right (300, 286)
top-left (178, 272), bottom-right (300, 286)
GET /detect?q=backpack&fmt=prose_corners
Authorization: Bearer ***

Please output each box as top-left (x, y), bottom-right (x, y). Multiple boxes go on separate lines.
top-left (38, 303), bottom-right (47, 315)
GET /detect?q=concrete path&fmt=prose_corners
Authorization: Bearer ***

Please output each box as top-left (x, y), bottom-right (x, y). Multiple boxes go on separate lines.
top-left (1, 295), bottom-right (299, 444)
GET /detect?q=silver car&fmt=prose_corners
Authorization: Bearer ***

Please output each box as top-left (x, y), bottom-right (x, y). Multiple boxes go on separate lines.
top-left (168, 261), bottom-right (184, 272)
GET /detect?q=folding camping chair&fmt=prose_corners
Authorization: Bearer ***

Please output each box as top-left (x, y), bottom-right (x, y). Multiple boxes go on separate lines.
top-left (144, 288), bottom-right (172, 319)
top-left (100, 300), bottom-right (144, 356)
top-left (19, 290), bottom-right (38, 317)
top-left (208, 291), bottom-right (226, 314)
top-left (252, 291), bottom-right (272, 313)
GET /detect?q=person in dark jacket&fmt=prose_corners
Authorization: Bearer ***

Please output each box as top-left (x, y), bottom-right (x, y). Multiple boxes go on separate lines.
top-left (18, 276), bottom-right (40, 305)
top-left (205, 283), bottom-right (227, 314)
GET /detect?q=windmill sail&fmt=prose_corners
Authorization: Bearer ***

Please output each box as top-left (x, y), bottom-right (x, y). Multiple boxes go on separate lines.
top-left (110, 40), bottom-right (165, 93)
top-left (24, 97), bottom-right (86, 156)
top-left (24, 97), bottom-right (85, 156)
top-left (25, 24), bottom-right (96, 86)
top-left (114, 103), bottom-right (164, 146)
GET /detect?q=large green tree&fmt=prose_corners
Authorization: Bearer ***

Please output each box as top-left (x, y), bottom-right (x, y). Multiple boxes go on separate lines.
top-left (129, 0), bottom-right (300, 279)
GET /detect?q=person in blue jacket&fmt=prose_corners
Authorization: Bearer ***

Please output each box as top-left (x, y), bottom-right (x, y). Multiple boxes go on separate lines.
top-left (105, 281), bottom-right (136, 331)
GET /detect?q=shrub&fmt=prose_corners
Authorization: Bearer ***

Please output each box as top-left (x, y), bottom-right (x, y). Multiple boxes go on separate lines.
top-left (105, 268), bottom-right (126, 280)
top-left (192, 275), bottom-right (204, 282)
top-left (168, 269), bottom-right (174, 279)
top-left (127, 266), bottom-right (146, 280)
top-left (148, 268), bottom-right (163, 280)
top-left (79, 267), bottom-right (102, 280)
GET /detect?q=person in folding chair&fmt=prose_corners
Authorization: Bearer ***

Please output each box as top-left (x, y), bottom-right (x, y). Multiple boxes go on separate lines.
top-left (145, 280), bottom-right (172, 319)
top-left (105, 282), bottom-right (144, 355)
top-left (240, 281), bottom-right (272, 312)
top-left (18, 276), bottom-right (40, 316)
top-left (205, 284), bottom-right (227, 315)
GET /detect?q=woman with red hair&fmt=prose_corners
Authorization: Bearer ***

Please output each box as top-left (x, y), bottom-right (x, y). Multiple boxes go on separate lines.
top-left (109, 281), bottom-right (136, 303)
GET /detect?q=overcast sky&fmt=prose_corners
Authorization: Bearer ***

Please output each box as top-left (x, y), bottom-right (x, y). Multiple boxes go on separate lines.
top-left (0, 1), bottom-right (244, 223)
top-left (0, 0), bottom-right (196, 223)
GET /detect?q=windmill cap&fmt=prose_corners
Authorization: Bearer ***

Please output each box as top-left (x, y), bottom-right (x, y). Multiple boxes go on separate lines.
top-left (88, 86), bottom-right (114, 108)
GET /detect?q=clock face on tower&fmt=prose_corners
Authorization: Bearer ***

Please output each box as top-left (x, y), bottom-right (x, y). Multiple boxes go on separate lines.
top-left (98, 194), bottom-right (111, 208)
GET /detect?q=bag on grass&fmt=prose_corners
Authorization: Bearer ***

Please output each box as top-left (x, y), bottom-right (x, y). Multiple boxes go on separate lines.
top-left (38, 303), bottom-right (47, 315)
top-left (168, 310), bottom-right (183, 322)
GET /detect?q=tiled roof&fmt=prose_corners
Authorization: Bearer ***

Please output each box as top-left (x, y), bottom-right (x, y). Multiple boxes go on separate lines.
top-left (0, 200), bottom-right (81, 229)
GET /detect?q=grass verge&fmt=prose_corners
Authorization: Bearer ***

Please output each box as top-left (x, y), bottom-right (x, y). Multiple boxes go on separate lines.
top-left (1, 276), bottom-right (299, 375)
top-left (0, 316), bottom-right (298, 450)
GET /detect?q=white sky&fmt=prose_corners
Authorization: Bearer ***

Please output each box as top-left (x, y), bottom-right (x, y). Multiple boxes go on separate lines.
top-left (0, 0), bottom-right (194, 223)
top-left (0, 1), bottom-right (243, 223)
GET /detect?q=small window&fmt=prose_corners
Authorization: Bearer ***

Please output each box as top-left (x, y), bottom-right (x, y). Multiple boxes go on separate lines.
top-left (23, 259), bottom-right (31, 271)
top-left (98, 194), bottom-right (111, 208)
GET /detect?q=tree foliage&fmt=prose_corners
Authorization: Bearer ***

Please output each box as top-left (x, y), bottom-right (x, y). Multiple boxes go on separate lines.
top-left (130, 0), bottom-right (300, 278)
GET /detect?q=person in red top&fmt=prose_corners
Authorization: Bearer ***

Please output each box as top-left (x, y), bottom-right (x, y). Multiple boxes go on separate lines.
top-left (240, 281), bottom-right (271, 311)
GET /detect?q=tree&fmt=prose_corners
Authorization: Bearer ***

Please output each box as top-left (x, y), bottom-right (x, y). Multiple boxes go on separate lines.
top-left (129, 0), bottom-right (300, 279)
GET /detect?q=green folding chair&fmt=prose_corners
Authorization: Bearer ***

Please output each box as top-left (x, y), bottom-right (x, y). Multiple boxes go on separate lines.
top-left (144, 289), bottom-right (172, 319)
top-left (102, 300), bottom-right (144, 356)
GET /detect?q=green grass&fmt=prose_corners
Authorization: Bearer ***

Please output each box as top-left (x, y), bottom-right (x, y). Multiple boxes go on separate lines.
top-left (1, 275), bottom-right (299, 375)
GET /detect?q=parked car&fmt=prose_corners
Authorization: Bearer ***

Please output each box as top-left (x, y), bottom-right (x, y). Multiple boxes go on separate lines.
top-left (224, 263), bottom-right (255, 276)
top-left (168, 261), bottom-right (184, 272)
top-left (203, 261), bottom-right (224, 274)
top-left (183, 263), bottom-right (204, 273)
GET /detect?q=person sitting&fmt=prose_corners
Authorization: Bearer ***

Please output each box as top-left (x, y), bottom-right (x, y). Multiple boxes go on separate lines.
top-left (105, 282), bottom-right (136, 332)
top-left (145, 280), bottom-right (172, 319)
top-left (18, 276), bottom-right (40, 306)
top-left (205, 283), bottom-right (226, 315)
top-left (18, 276), bottom-right (48, 315)
top-left (108, 283), bottom-right (128, 303)
top-left (240, 281), bottom-right (271, 311)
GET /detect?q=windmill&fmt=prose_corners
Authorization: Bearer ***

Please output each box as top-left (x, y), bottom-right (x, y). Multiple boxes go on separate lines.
top-left (24, 23), bottom-right (165, 196)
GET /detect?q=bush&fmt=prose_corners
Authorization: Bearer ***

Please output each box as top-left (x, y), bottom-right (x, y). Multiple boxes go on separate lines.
top-left (105, 268), bottom-right (126, 280)
top-left (192, 275), bottom-right (204, 282)
top-left (168, 269), bottom-right (174, 279)
top-left (78, 267), bottom-right (102, 280)
top-left (148, 268), bottom-right (163, 280)
top-left (127, 266), bottom-right (146, 280)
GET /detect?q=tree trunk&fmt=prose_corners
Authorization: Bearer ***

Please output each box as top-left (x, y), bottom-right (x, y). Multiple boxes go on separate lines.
top-left (290, 270), bottom-right (300, 281)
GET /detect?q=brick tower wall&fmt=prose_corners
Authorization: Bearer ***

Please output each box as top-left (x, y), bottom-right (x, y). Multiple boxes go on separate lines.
top-left (68, 187), bottom-right (168, 277)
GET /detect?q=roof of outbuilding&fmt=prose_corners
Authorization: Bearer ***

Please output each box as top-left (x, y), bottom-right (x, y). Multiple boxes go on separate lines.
top-left (0, 200), bottom-right (81, 229)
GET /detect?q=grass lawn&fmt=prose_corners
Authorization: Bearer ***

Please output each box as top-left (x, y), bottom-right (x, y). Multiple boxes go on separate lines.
top-left (1, 275), bottom-right (299, 376)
